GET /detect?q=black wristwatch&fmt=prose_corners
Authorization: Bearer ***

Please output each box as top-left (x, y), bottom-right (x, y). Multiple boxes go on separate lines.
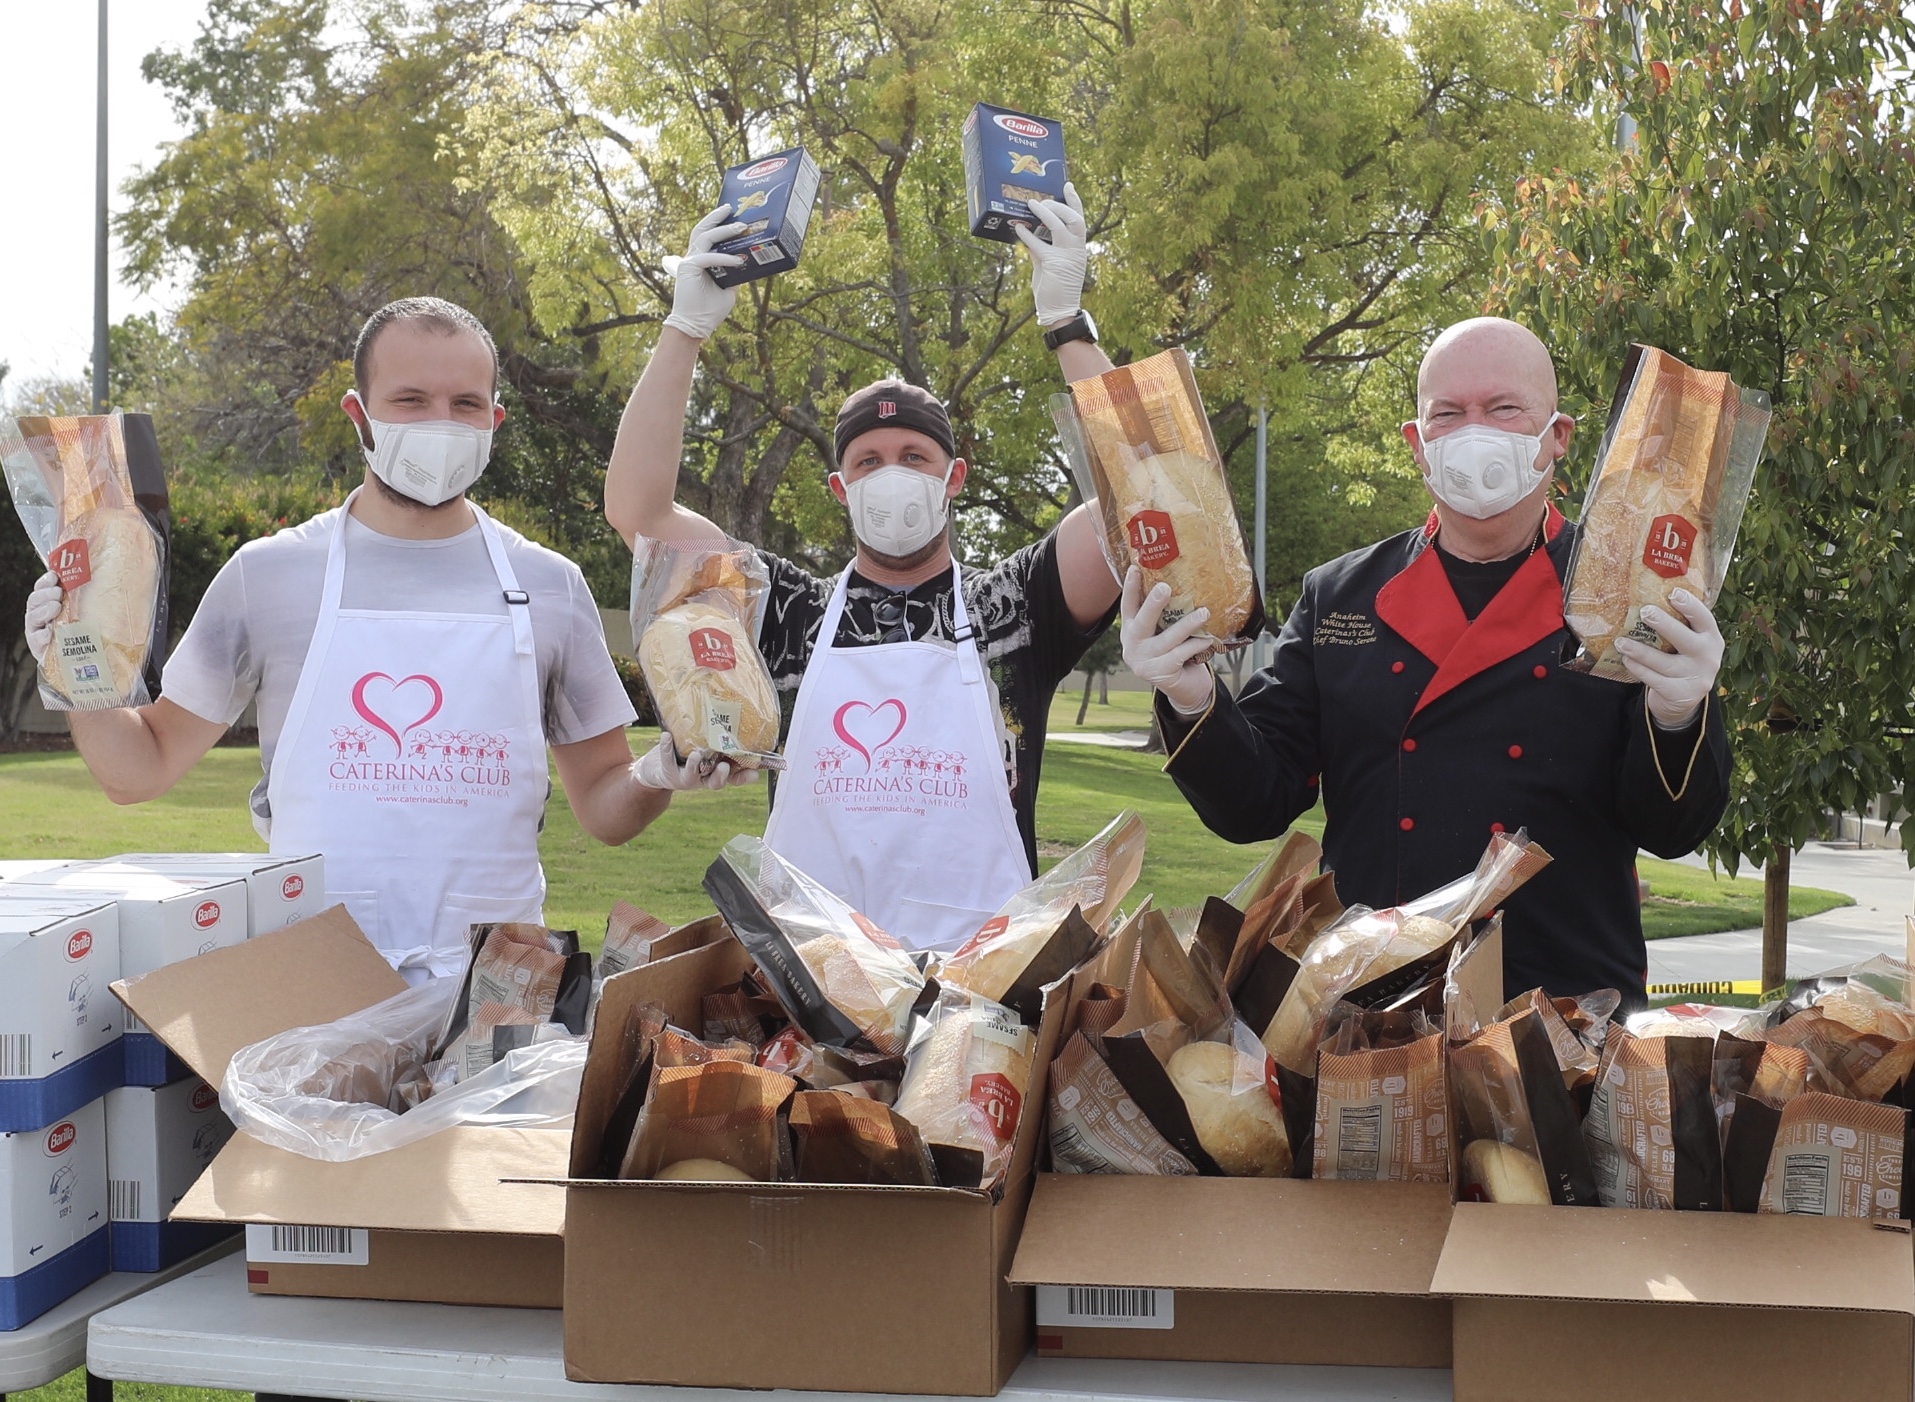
top-left (1042, 310), bottom-right (1099, 351)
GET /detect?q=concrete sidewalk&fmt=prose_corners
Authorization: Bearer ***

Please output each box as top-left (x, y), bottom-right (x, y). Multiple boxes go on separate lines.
top-left (1648, 843), bottom-right (1914, 985)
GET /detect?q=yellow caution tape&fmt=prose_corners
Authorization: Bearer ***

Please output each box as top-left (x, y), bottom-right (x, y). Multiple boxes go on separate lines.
top-left (1646, 979), bottom-right (1777, 999)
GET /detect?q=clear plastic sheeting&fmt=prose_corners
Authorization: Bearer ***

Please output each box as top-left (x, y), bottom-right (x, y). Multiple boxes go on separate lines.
top-left (221, 978), bottom-right (586, 1161)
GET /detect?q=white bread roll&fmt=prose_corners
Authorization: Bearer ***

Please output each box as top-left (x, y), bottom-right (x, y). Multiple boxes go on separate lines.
top-left (655, 1157), bottom-right (757, 1182)
top-left (638, 599), bottom-right (780, 763)
top-left (1462, 1138), bottom-right (1551, 1205)
top-left (1167, 1041), bottom-right (1291, 1178)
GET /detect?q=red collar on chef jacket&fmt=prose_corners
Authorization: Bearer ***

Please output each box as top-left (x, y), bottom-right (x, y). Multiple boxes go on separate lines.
top-left (1374, 503), bottom-right (1568, 718)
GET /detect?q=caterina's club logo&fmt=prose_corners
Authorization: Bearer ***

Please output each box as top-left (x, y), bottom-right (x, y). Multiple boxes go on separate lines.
top-left (328, 672), bottom-right (513, 796)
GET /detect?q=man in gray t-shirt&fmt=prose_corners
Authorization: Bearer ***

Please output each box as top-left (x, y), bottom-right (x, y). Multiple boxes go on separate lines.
top-left (23, 297), bottom-right (748, 980)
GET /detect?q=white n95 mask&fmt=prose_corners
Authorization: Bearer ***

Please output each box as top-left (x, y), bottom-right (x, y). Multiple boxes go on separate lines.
top-left (844, 463), bottom-right (953, 557)
top-left (1418, 418), bottom-right (1563, 520)
top-left (351, 394), bottom-right (495, 507)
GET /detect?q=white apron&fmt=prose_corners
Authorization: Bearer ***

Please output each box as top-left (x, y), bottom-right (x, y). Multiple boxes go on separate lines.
top-left (763, 561), bottom-right (1031, 952)
top-left (266, 491), bottom-right (547, 983)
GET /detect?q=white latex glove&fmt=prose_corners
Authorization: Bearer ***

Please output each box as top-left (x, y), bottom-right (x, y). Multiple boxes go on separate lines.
top-left (1013, 181), bottom-right (1089, 327)
top-left (634, 731), bottom-right (757, 792)
top-left (24, 569), bottom-right (61, 664)
top-left (661, 205), bottom-right (749, 341)
top-left (1615, 588), bottom-right (1724, 729)
top-left (1120, 566), bottom-right (1216, 717)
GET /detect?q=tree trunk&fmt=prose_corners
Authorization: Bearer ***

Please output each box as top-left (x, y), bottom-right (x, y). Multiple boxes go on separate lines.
top-left (1098, 671), bottom-right (1108, 704)
top-left (1143, 712), bottom-right (1165, 755)
top-left (1076, 671), bottom-right (1092, 726)
top-left (1761, 841), bottom-right (1791, 994)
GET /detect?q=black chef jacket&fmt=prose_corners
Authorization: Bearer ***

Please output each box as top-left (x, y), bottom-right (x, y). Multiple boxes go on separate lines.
top-left (1160, 504), bottom-right (1730, 1009)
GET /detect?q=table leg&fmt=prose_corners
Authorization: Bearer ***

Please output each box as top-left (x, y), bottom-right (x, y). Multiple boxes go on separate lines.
top-left (84, 1372), bottom-right (112, 1402)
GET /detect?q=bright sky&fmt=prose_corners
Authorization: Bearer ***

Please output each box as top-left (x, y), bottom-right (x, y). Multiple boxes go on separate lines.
top-left (0, 0), bottom-right (208, 388)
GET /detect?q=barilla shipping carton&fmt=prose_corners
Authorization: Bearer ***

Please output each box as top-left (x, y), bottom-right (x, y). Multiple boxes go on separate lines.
top-left (112, 904), bottom-right (566, 1309)
top-left (711, 148), bottom-right (823, 288)
top-left (1434, 1204), bottom-right (1915, 1402)
top-left (7, 866), bottom-right (247, 1087)
top-left (0, 1101), bottom-right (109, 1330)
top-left (1006, 910), bottom-right (1507, 1370)
top-left (0, 897), bottom-right (124, 1131)
top-left (104, 1077), bottom-right (238, 1271)
top-left (107, 854), bottom-right (326, 938)
top-left (963, 102), bottom-right (1068, 244)
top-left (556, 930), bottom-right (1069, 1394)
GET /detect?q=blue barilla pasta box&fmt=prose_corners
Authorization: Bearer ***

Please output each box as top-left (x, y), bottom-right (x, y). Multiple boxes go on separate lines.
top-left (712, 148), bottom-right (823, 288)
top-left (963, 102), bottom-right (1068, 243)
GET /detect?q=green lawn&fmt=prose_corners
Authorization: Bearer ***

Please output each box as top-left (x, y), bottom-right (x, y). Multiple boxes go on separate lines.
top-left (0, 731), bottom-right (1848, 950)
top-left (1048, 683), bottom-right (1156, 733)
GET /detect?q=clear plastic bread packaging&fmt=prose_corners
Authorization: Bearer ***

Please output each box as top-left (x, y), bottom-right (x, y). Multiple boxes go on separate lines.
top-left (620, 1059), bottom-right (797, 1182)
top-left (892, 987), bottom-right (1038, 1188)
top-left (937, 809), bottom-right (1146, 1018)
top-left (1564, 345), bottom-right (1772, 680)
top-left (1, 411), bottom-right (170, 710)
top-left (704, 836), bottom-right (929, 1056)
top-left (630, 535), bottom-right (783, 768)
top-left (1051, 349), bottom-right (1262, 653)
top-left (1450, 1006), bottom-right (1600, 1206)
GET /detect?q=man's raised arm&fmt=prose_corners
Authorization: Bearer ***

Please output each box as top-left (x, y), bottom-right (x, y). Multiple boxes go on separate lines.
top-left (605, 208), bottom-right (747, 548)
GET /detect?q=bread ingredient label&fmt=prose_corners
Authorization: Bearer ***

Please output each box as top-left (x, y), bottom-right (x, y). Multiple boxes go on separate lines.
top-left (1642, 514), bottom-right (1698, 578)
top-left (50, 537), bottom-right (92, 590)
top-left (690, 626), bottom-right (737, 671)
top-left (703, 700), bottom-right (743, 752)
top-left (51, 623), bottom-right (121, 704)
top-left (970, 1001), bottom-right (1033, 1055)
top-left (1126, 510), bottom-right (1180, 569)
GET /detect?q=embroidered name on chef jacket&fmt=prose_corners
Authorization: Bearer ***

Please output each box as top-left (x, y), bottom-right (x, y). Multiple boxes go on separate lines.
top-left (1314, 612), bottom-right (1379, 647)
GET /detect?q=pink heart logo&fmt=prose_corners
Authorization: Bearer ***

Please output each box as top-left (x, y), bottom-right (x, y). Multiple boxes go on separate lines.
top-left (352, 672), bottom-right (444, 757)
top-left (833, 699), bottom-right (907, 771)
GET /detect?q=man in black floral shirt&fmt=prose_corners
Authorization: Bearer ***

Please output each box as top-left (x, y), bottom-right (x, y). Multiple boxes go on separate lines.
top-left (607, 188), bottom-right (1119, 952)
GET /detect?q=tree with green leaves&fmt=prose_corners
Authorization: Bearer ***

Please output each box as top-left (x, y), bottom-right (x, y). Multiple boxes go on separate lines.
top-left (1486, 0), bottom-right (1915, 987)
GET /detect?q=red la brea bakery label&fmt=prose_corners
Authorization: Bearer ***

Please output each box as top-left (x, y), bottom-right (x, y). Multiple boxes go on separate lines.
top-left (1128, 510), bottom-right (1180, 569)
top-left (970, 1072), bottom-right (1022, 1147)
top-left (1642, 514), bottom-right (1698, 579)
top-left (689, 627), bottom-right (737, 671)
top-left (50, 537), bottom-right (92, 590)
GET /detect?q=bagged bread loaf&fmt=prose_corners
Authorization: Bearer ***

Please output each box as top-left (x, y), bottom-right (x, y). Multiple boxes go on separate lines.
top-left (1564, 346), bottom-right (1771, 680)
top-left (1052, 350), bottom-right (1260, 653)
top-left (1581, 1027), bottom-right (1721, 1210)
top-left (1312, 1007), bottom-right (1449, 1183)
top-left (620, 1059), bottom-right (796, 1182)
top-left (1166, 1034), bottom-right (1291, 1178)
top-left (1, 412), bottom-right (169, 709)
top-left (893, 988), bottom-right (1037, 1187)
top-left (705, 836), bottom-right (928, 1055)
top-left (631, 536), bottom-right (782, 767)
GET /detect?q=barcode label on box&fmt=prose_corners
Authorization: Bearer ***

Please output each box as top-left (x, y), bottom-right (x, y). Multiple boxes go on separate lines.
top-left (245, 1223), bottom-right (369, 1265)
top-left (109, 1179), bottom-right (141, 1222)
top-left (1036, 1285), bottom-right (1175, 1329)
top-left (0, 1034), bottom-right (30, 1077)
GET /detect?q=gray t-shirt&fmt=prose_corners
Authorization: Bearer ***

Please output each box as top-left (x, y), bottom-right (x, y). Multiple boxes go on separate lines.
top-left (162, 505), bottom-right (637, 834)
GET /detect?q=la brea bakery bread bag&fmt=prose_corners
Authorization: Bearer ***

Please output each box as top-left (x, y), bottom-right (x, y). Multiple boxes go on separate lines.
top-left (1051, 349), bottom-right (1262, 653)
top-left (2, 411), bottom-right (170, 709)
top-left (1563, 345), bottom-right (1771, 680)
top-left (630, 535), bottom-right (782, 768)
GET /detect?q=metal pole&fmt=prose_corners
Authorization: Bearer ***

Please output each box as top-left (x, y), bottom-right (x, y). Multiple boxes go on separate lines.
top-left (1253, 403), bottom-right (1268, 670)
top-left (93, 0), bottom-right (109, 411)
top-left (1616, 5), bottom-right (1643, 151)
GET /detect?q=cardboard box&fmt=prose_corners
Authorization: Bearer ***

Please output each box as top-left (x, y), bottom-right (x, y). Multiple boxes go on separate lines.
top-left (113, 904), bottom-right (567, 1308)
top-left (711, 148), bottom-right (823, 287)
top-left (1011, 1175), bottom-right (1453, 1367)
top-left (1435, 1202), bottom-right (1915, 1402)
top-left (0, 861), bottom-right (72, 881)
top-left (8, 865), bottom-right (248, 1086)
top-left (963, 102), bottom-right (1068, 243)
top-left (104, 1076), bottom-right (239, 1271)
top-left (0, 1100), bottom-right (110, 1330)
top-left (107, 853), bottom-right (327, 938)
top-left (557, 932), bottom-right (1063, 1394)
top-left (0, 897), bottom-right (124, 1131)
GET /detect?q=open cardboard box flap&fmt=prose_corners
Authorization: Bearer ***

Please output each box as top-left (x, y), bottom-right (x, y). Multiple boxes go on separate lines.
top-left (1434, 1201), bottom-right (1915, 1315)
top-left (175, 1125), bottom-right (568, 1235)
top-left (109, 902), bottom-right (406, 1084)
top-left (1010, 1173), bottom-right (1452, 1296)
top-left (113, 902), bottom-right (566, 1241)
